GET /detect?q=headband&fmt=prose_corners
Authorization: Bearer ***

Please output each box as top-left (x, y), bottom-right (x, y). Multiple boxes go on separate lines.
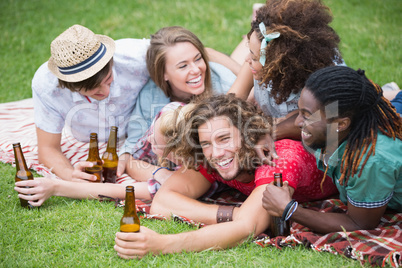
top-left (259, 22), bottom-right (280, 66)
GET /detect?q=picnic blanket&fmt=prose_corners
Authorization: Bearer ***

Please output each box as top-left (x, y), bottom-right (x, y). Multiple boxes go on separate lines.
top-left (128, 196), bottom-right (402, 267)
top-left (0, 98), bottom-right (133, 184)
top-left (2, 99), bottom-right (401, 267)
top-left (254, 199), bottom-right (402, 267)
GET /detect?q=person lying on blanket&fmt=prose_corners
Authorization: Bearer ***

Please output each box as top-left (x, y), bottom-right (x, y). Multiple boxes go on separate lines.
top-left (32, 24), bottom-right (150, 182)
top-left (33, 25), bottom-right (239, 183)
top-left (13, 103), bottom-right (189, 204)
top-left (262, 66), bottom-right (402, 233)
top-left (113, 93), bottom-right (339, 259)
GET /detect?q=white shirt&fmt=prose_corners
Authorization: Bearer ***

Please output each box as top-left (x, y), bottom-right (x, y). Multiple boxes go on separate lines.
top-left (32, 38), bottom-right (150, 142)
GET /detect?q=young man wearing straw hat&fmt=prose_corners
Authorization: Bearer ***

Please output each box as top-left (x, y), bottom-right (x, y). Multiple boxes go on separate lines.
top-left (32, 24), bottom-right (150, 182)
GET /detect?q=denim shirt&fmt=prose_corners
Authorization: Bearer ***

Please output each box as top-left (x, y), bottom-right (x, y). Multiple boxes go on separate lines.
top-left (121, 61), bottom-right (236, 155)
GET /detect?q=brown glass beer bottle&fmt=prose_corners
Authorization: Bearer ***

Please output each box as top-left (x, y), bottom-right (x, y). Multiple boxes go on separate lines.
top-left (101, 126), bottom-right (118, 183)
top-left (85, 133), bottom-right (103, 182)
top-left (269, 173), bottom-right (290, 237)
top-left (13, 143), bottom-right (36, 208)
top-left (120, 186), bottom-right (140, 232)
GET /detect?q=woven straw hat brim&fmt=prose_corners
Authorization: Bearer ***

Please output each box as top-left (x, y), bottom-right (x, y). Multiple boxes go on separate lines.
top-left (48, 34), bottom-right (115, 83)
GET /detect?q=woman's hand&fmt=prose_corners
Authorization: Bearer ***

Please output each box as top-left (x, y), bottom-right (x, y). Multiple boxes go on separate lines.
top-left (14, 176), bottom-right (57, 206)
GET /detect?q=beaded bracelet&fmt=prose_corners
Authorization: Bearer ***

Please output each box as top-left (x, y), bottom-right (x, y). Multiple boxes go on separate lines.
top-left (152, 166), bottom-right (170, 179)
top-left (281, 199), bottom-right (296, 222)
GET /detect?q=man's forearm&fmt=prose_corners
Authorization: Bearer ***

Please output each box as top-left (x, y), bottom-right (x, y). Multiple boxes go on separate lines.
top-left (150, 168), bottom-right (217, 224)
top-left (157, 220), bottom-right (256, 254)
top-left (155, 186), bottom-right (270, 254)
top-left (290, 206), bottom-right (361, 233)
top-left (151, 190), bottom-right (218, 224)
top-left (38, 147), bottom-right (74, 180)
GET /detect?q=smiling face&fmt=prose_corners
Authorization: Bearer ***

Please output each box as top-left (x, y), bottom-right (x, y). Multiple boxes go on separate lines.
top-left (245, 31), bottom-right (264, 80)
top-left (163, 42), bottom-right (207, 101)
top-left (295, 88), bottom-right (328, 151)
top-left (79, 69), bottom-right (114, 101)
top-left (198, 116), bottom-right (243, 181)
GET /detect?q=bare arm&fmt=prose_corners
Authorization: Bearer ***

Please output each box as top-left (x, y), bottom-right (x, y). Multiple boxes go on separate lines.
top-left (14, 174), bottom-right (151, 206)
top-left (114, 185), bottom-right (271, 258)
top-left (227, 62), bottom-right (254, 100)
top-left (124, 156), bottom-right (174, 184)
top-left (262, 181), bottom-right (386, 233)
top-left (205, 47), bottom-right (242, 75)
top-left (36, 127), bottom-right (99, 182)
top-left (150, 167), bottom-right (216, 224)
top-left (274, 111), bottom-right (301, 141)
top-left (36, 127), bottom-right (74, 180)
top-left (290, 203), bottom-right (386, 233)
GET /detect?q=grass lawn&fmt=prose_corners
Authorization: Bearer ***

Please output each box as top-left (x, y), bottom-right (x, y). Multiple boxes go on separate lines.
top-left (0, 0), bottom-right (400, 267)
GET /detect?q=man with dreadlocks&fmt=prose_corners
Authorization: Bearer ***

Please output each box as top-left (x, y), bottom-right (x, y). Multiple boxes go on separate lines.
top-left (262, 66), bottom-right (402, 232)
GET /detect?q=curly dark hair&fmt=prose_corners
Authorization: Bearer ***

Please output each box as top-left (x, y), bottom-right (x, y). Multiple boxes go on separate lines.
top-left (305, 66), bottom-right (402, 186)
top-left (249, 0), bottom-right (342, 104)
top-left (164, 94), bottom-right (273, 172)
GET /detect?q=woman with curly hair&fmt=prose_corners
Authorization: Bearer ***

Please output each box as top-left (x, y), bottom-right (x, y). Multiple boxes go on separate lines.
top-left (263, 66), bottom-right (402, 232)
top-left (209, 0), bottom-right (344, 141)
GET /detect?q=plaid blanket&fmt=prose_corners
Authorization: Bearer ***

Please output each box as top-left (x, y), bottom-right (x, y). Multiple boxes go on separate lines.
top-left (124, 195), bottom-right (402, 267)
top-left (0, 98), bottom-right (134, 184)
top-left (254, 199), bottom-right (402, 267)
top-left (2, 99), bottom-right (401, 267)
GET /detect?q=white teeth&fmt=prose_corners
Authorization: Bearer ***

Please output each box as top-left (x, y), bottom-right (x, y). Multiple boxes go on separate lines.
top-left (188, 76), bottom-right (201, 84)
top-left (302, 130), bottom-right (312, 137)
top-left (217, 158), bottom-right (233, 167)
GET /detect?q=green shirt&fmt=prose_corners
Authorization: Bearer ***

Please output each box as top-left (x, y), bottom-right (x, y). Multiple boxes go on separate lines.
top-left (315, 132), bottom-right (402, 212)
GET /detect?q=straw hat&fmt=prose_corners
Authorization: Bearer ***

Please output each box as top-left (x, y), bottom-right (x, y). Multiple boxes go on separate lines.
top-left (48, 25), bottom-right (115, 82)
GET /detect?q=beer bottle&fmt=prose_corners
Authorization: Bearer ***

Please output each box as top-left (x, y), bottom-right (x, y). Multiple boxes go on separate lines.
top-left (101, 126), bottom-right (118, 183)
top-left (269, 173), bottom-right (290, 237)
top-left (120, 186), bottom-right (140, 232)
top-left (13, 143), bottom-right (36, 208)
top-left (85, 133), bottom-right (103, 183)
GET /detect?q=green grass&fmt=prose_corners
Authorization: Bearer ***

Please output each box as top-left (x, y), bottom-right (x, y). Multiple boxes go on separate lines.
top-left (1, 0), bottom-right (400, 266)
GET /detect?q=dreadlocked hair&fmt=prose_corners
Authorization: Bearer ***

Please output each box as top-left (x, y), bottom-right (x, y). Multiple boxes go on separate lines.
top-left (305, 66), bottom-right (402, 186)
top-left (249, 0), bottom-right (342, 104)
top-left (165, 94), bottom-right (273, 172)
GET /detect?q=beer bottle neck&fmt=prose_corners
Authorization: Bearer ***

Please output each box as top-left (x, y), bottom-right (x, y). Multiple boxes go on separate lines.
top-left (106, 129), bottom-right (117, 152)
top-left (13, 145), bottom-right (28, 171)
top-left (273, 173), bottom-right (283, 187)
top-left (87, 136), bottom-right (101, 161)
top-left (123, 190), bottom-right (136, 215)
